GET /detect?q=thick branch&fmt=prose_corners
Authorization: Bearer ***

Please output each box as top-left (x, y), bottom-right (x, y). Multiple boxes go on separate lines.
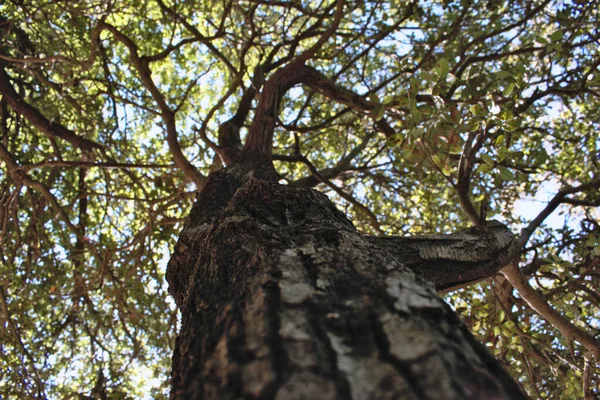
top-left (100, 22), bottom-right (206, 188)
top-left (242, 63), bottom-right (310, 159)
top-left (243, 63), bottom-right (395, 159)
top-left (502, 263), bottom-right (600, 358)
top-left (456, 132), bottom-right (487, 226)
top-left (0, 65), bottom-right (102, 151)
top-left (215, 77), bottom-right (263, 164)
top-left (367, 221), bottom-right (519, 292)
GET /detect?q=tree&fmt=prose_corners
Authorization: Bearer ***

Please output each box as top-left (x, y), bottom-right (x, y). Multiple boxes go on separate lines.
top-left (0, 0), bottom-right (598, 398)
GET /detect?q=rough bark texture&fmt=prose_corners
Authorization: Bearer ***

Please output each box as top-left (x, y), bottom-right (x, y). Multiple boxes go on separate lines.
top-left (368, 223), bottom-right (519, 292)
top-left (167, 167), bottom-right (527, 399)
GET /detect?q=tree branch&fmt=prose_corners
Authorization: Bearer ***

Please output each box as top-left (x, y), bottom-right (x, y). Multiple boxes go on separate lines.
top-left (456, 132), bottom-right (487, 225)
top-left (155, 0), bottom-right (237, 77)
top-left (297, 153), bottom-right (382, 233)
top-left (288, 131), bottom-right (375, 188)
top-left (0, 142), bottom-right (79, 234)
top-left (22, 160), bottom-right (177, 171)
top-left (583, 355), bottom-right (595, 400)
top-left (502, 263), bottom-right (600, 358)
top-left (517, 178), bottom-right (600, 248)
top-left (368, 221), bottom-right (520, 292)
top-left (243, 63), bottom-right (395, 159)
top-left (100, 22), bottom-right (206, 188)
top-left (0, 284), bottom-right (48, 398)
top-left (0, 65), bottom-right (102, 151)
top-left (295, 0), bottom-right (345, 63)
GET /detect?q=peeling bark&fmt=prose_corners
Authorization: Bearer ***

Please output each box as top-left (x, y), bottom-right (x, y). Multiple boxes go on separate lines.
top-left (167, 170), bottom-right (527, 399)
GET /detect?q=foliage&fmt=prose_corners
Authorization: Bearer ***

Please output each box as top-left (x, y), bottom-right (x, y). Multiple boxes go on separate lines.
top-left (0, 0), bottom-right (598, 398)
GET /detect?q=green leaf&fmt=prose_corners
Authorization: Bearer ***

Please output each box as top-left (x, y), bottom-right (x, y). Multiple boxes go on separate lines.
top-left (497, 147), bottom-right (508, 162)
top-left (481, 153), bottom-right (495, 166)
top-left (510, 151), bottom-right (524, 160)
top-left (548, 43), bottom-right (562, 52)
top-left (550, 30), bottom-right (564, 42)
top-left (435, 58), bottom-right (449, 77)
top-left (498, 166), bottom-right (515, 180)
top-left (373, 105), bottom-right (385, 121)
top-left (369, 93), bottom-right (381, 103)
top-left (496, 71), bottom-right (512, 79)
top-left (465, 120), bottom-right (482, 131)
top-left (503, 82), bottom-right (515, 96)
top-left (564, 293), bottom-right (575, 302)
top-left (412, 109), bottom-right (422, 124)
top-left (478, 163), bottom-right (494, 174)
top-left (470, 104), bottom-right (488, 117)
top-left (410, 127), bottom-right (424, 138)
top-left (505, 119), bottom-right (521, 131)
top-left (448, 141), bottom-right (464, 155)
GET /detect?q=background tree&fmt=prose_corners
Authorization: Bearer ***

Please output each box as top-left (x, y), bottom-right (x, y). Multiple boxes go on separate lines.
top-left (0, 0), bottom-right (598, 398)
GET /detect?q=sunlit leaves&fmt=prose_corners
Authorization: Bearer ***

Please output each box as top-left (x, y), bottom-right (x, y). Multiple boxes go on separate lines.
top-left (1, 0), bottom-right (599, 398)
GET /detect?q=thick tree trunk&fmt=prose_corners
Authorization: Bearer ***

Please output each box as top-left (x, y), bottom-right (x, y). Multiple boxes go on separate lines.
top-left (167, 168), bottom-right (527, 399)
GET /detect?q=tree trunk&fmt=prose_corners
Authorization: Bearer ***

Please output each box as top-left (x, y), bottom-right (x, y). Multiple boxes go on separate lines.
top-left (167, 167), bottom-right (527, 399)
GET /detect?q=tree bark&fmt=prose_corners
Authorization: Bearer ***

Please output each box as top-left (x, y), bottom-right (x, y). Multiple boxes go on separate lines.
top-left (167, 168), bottom-right (527, 399)
top-left (367, 222), bottom-right (519, 293)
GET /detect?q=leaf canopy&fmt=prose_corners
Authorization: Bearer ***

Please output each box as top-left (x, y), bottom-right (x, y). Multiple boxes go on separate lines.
top-left (0, 0), bottom-right (599, 398)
